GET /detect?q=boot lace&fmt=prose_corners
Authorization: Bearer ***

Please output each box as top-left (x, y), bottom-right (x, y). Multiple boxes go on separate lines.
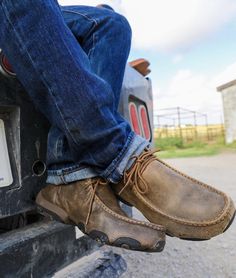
top-left (118, 149), bottom-right (160, 196)
top-left (85, 178), bottom-right (108, 229)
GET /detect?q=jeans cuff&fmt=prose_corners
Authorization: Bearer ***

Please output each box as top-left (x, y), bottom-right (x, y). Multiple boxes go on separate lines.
top-left (101, 133), bottom-right (149, 183)
top-left (46, 167), bottom-right (99, 185)
top-left (46, 133), bottom-right (149, 185)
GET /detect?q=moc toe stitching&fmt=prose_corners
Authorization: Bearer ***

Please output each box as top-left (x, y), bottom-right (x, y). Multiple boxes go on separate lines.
top-left (157, 158), bottom-right (229, 197)
top-left (155, 159), bottom-right (234, 224)
top-left (132, 186), bottom-right (233, 227)
top-left (94, 195), bottom-right (165, 232)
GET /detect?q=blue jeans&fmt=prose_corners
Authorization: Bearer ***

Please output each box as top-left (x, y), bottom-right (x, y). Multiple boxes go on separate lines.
top-left (0, 1), bottom-right (149, 184)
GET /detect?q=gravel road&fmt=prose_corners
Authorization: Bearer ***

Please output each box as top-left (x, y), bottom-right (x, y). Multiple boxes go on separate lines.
top-left (115, 152), bottom-right (236, 278)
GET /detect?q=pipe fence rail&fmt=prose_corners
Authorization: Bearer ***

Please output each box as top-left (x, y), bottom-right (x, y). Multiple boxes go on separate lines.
top-left (154, 107), bottom-right (224, 142)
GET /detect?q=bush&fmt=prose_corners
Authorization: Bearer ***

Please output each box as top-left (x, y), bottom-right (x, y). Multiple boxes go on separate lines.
top-left (155, 137), bottom-right (184, 150)
top-left (184, 140), bottom-right (206, 148)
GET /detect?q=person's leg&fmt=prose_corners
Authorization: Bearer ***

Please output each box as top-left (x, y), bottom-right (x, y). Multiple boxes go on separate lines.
top-left (45, 5), bottom-right (140, 184)
top-left (61, 5), bottom-right (129, 108)
top-left (0, 0), bottom-right (165, 251)
top-left (0, 1), bottom-right (148, 185)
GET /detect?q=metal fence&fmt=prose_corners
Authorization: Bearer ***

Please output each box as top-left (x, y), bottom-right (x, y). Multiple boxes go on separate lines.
top-left (154, 107), bottom-right (225, 142)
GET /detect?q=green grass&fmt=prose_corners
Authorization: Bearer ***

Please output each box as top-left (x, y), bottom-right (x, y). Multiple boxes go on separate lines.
top-left (226, 140), bottom-right (236, 149)
top-left (155, 137), bottom-right (236, 159)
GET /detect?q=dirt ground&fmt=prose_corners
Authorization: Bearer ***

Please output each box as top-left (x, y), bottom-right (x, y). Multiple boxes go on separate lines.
top-left (115, 152), bottom-right (236, 278)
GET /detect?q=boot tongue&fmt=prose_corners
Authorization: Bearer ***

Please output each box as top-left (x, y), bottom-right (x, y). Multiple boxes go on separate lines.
top-left (96, 184), bottom-right (127, 216)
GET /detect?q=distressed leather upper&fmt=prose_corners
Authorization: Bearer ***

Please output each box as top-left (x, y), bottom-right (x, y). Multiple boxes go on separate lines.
top-left (37, 178), bottom-right (166, 251)
top-left (113, 149), bottom-right (235, 239)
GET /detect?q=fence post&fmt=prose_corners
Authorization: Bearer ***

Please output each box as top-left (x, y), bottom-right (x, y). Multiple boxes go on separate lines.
top-left (193, 111), bottom-right (198, 140)
top-left (177, 107), bottom-right (183, 140)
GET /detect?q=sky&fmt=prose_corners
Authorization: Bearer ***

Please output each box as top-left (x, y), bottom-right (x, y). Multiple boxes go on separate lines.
top-left (59, 0), bottom-right (236, 124)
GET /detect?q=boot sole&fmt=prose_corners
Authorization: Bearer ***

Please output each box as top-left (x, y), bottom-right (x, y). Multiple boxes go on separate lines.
top-left (36, 192), bottom-right (165, 252)
top-left (166, 211), bottom-right (235, 241)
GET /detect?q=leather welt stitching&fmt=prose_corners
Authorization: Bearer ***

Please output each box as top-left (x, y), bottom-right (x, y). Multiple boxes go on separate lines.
top-left (155, 158), bottom-right (230, 217)
top-left (157, 157), bottom-right (228, 199)
top-left (94, 196), bottom-right (165, 232)
top-left (141, 160), bottom-right (230, 223)
top-left (133, 187), bottom-right (233, 227)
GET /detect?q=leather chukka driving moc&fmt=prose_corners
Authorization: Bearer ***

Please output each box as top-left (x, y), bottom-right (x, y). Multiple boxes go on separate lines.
top-left (36, 177), bottom-right (166, 252)
top-left (112, 149), bottom-right (235, 240)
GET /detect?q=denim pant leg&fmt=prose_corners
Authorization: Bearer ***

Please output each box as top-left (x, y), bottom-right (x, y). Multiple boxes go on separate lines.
top-left (61, 5), bottom-right (129, 108)
top-left (58, 5), bottom-right (149, 183)
top-left (0, 1), bottom-right (149, 184)
top-left (47, 5), bottom-right (135, 177)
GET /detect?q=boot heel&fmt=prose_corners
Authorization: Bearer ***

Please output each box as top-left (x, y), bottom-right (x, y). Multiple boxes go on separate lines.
top-left (37, 205), bottom-right (65, 223)
top-left (36, 192), bottom-right (74, 225)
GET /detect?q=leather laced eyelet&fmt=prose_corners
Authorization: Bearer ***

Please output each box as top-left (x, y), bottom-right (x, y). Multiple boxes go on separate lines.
top-left (85, 178), bottom-right (108, 231)
top-left (119, 149), bottom-right (161, 196)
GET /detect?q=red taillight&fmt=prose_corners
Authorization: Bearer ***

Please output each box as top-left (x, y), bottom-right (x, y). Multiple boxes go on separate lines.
top-left (2, 55), bottom-right (14, 73)
top-left (139, 105), bottom-right (151, 140)
top-left (129, 102), bottom-right (141, 135)
top-left (0, 53), bottom-right (16, 76)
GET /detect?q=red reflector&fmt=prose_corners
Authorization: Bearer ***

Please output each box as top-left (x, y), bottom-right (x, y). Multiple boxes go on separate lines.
top-left (139, 105), bottom-right (151, 140)
top-left (129, 103), bottom-right (141, 135)
top-left (2, 55), bottom-right (15, 75)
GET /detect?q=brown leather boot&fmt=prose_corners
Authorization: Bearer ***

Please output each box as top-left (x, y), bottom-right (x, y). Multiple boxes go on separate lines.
top-left (36, 178), bottom-right (166, 252)
top-left (112, 149), bottom-right (235, 240)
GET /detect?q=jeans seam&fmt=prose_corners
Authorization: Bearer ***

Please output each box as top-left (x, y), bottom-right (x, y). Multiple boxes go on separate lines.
top-left (55, 136), bottom-right (63, 158)
top-left (88, 32), bottom-right (97, 59)
top-left (62, 9), bottom-right (98, 60)
top-left (59, 174), bottom-right (68, 184)
top-left (61, 9), bottom-right (99, 25)
top-left (102, 131), bottom-right (134, 178)
top-left (48, 165), bottom-right (83, 175)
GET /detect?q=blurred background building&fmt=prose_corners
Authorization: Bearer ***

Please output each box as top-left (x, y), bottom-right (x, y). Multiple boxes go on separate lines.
top-left (217, 80), bottom-right (236, 144)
